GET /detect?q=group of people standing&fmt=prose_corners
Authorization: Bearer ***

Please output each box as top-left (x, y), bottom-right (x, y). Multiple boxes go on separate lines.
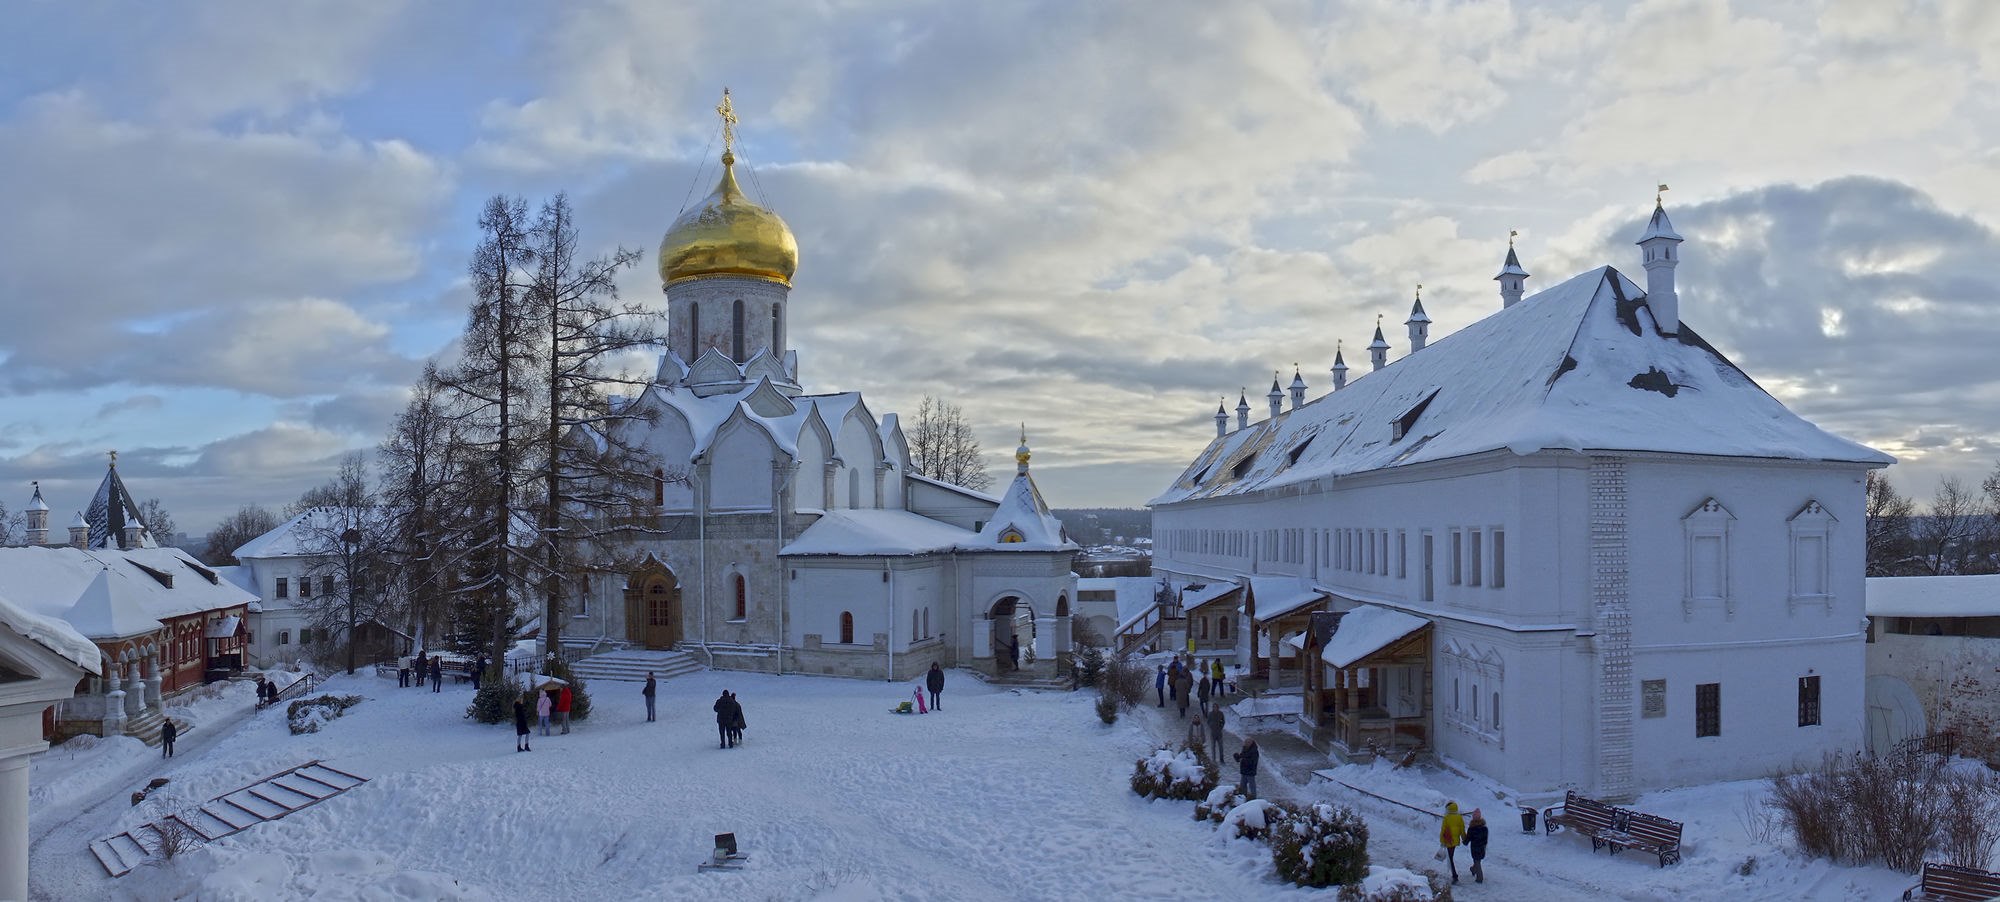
top-left (398, 653), bottom-right (447, 692)
top-left (511, 682), bottom-right (575, 751)
top-left (1157, 656), bottom-right (1229, 718)
top-left (713, 690), bottom-right (746, 748)
top-left (252, 676), bottom-right (282, 706)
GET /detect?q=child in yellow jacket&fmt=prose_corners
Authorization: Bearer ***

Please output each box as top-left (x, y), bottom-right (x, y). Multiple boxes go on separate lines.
top-left (1439, 801), bottom-right (1465, 884)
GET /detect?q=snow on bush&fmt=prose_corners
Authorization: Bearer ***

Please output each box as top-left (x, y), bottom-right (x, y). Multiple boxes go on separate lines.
top-left (286, 695), bottom-right (363, 735)
top-left (1130, 746), bottom-right (1217, 801)
top-left (1221, 798), bottom-right (1278, 841)
top-left (1194, 783), bottom-right (1246, 824)
top-left (1335, 866), bottom-right (1439, 901)
top-left (1267, 800), bottom-right (1370, 888)
top-left (1768, 751), bottom-right (2000, 872)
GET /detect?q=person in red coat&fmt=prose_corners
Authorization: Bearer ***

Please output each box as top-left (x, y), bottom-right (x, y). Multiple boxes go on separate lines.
top-left (556, 685), bottom-right (574, 734)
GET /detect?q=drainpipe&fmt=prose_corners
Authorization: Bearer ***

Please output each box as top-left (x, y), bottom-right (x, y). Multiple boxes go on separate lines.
top-left (775, 461), bottom-right (795, 675)
top-left (886, 563), bottom-right (896, 681)
top-left (697, 459), bottom-right (711, 666)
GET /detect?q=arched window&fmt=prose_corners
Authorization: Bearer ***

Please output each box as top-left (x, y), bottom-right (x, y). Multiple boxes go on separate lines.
top-left (839, 611), bottom-right (854, 645)
top-left (653, 467), bottom-right (665, 506)
top-left (771, 302), bottom-right (782, 351)
top-left (731, 299), bottom-right (745, 361)
top-left (733, 574), bottom-right (747, 620)
top-left (689, 305), bottom-right (700, 361)
top-left (912, 609), bottom-right (920, 642)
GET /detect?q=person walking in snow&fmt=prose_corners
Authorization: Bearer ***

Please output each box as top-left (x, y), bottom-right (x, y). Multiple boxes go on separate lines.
top-left (1197, 671), bottom-right (1213, 714)
top-left (714, 690), bottom-right (735, 748)
top-left (728, 694), bottom-right (746, 746)
top-left (1233, 737), bottom-right (1258, 798)
top-left (1155, 665), bottom-right (1167, 707)
top-left (430, 656), bottom-right (443, 692)
top-left (472, 655), bottom-right (486, 692)
top-left (397, 657), bottom-right (411, 688)
top-left (1212, 659), bottom-right (1227, 696)
top-left (556, 684), bottom-right (573, 734)
top-left (411, 649), bottom-right (424, 688)
top-left (1467, 808), bottom-right (1489, 884)
top-left (925, 663), bottom-right (945, 711)
top-left (1439, 800), bottom-right (1466, 884)
top-left (643, 672), bottom-right (657, 722)
top-left (514, 696), bottom-right (531, 752)
top-left (1173, 665), bottom-right (1194, 718)
top-left (536, 687), bottom-right (554, 736)
top-left (1206, 704), bottom-right (1226, 758)
top-left (160, 719), bottom-right (177, 758)
top-left (1008, 635), bottom-right (1020, 671)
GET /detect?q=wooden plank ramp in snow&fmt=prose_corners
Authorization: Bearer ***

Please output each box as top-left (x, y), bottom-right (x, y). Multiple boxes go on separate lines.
top-left (89, 760), bottom-right (369, 877)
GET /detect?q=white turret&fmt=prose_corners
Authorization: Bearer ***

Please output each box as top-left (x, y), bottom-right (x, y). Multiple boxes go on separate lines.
top-left (1331, 343), bottom-right (1348, 391)
top-left (1405, 285), bottom-right (1431, 352)
top-left (1214, 399), bottom-right (1229, 438)
top-left (68, 511), bottom-right (88, 549)
top-left (1368, 319), bottom-right (1390, 372)
top-left (1637, 190), bottom-right (1684, 335)
top-left (25, 481), bottom-right (49, 545)
top-left (1495, 233), bottom-right (1529, 308)
top-left (1266, 377), bottom-right (1283, 420)
top-left (1235, 392), bottom-right (1250, 431)
top-left (1288, 368), bottom-right (1307, 410)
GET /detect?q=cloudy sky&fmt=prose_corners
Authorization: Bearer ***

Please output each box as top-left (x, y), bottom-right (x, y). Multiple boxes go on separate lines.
top-left (3, 0), bottom-right (1998, 536)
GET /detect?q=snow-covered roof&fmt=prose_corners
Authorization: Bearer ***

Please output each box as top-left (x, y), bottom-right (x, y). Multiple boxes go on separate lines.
top-left (84, 463), bottom-right (156, 550)
top-left (1321, 605), bottom-right (1430, 669)
top-left (1866, 575), bottom-right (2000, 619)
top-left (63, 568), bottom-right (166, 639)
top-left (782, 509), bottom-right (977, 556)
top-left (0, 588), bottom-right (100, 672)
top-left (1076, 576), bottom-right (1158, 625)
top-left (974, 466), bottom-right (1075, 552)
top-left (233, 507), bottom-right (395, 560)
top-left (1249, 577), bottom-right (1327, 623)
top-left (1152, 266), bottom-right (1890, 506)
top-left (907, 473), bottom-right (1001, 505)
top-left (1638, 203), bottom-right (1683, 243)
top-left (0, 545), bottom-right (257, 637)
top-left (1494, 246), bottom-right (1529, 279)
top-left (1181, 582), bottom-right (1241, 613)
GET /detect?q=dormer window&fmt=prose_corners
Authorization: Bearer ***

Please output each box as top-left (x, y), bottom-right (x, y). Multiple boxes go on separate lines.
top-left (1287, 437), bottom-right (1313, 466)
top-left (1392, 390), bottom-right (1439, 442)
top-left (1231, 454), bottom-right (1257, 480)
top-left (1000, 528), bottom-right (1025, 544)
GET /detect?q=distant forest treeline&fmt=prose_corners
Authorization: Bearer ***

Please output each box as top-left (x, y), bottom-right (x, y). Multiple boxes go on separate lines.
top-left (1053, 508), bottom-right (1151, 546)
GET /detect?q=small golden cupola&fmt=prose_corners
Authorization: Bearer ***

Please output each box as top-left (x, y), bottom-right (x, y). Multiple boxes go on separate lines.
top-left (658, 89), bottom-right (798, 288)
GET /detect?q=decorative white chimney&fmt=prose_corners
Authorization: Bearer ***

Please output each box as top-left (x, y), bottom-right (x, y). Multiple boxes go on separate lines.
top-left (1405, 285), bottom-right (1431, 352)
top-left (1214, 400), bottom-right (1229, 438)
top-left (1288, 367), bottom-right (1307, 410)
top-left (1235, 392), bottom-right (1250, 431)
top-left (1495, 231), bottom-right (1529, 308)
top-left (1331, 343), bottom-right (1348, 391)
top-left (25, 481), bottom-right (49, 545)
top-left (68, 511), bottom-right (88, 548)
top-left (1637, 187), bottom-right (1683, 335)
top-left (1368, 317), bottom-right (1390, 372)
top-left (1266, 377), bottom-right (1283, 420)
top-left (122, 523), bottom-right (143, 550)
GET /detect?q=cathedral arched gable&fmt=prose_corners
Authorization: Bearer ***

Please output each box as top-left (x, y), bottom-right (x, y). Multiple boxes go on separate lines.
top-left (741, 376), bottom-right (797, 418)
top-left (709, 411), bottom-right (779, 511)
top-left (687, 346), bottom-right (743, 387)
top-left (842, 397), bottom-right (888, 467)
top-left (793, 409), bottom-right (834, 512)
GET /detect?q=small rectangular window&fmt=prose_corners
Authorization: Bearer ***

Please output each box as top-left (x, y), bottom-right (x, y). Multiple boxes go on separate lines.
top-left (278, 630), bottom-right (290, 646)
top-left (1397, 531), bottom-right (1408, 579)
top-left (275, 577), bottom-right (289, 599)
top-left (1422, 533), bottom-right (1435, 602)
top-left (1469, 530), bottom-right (1483, 587)
top-left (1798, 675), bottom-right (1821, 727)
top-left (321, 576), bottom-right (335, 596)
top-left (1449, 531), bottom-right (1463, 586)
top-left (1696, 682), bottom-right (1721, 737)
top-left (1493, 530), bottom-right (1506, 588)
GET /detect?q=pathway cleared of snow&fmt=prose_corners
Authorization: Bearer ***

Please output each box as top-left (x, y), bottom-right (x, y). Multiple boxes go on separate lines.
top-left (28, 670), bottom-right (1932, 900)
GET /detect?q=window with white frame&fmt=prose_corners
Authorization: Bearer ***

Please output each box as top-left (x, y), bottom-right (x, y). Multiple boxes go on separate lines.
top-left (1440, 638), bottom-right (1504, 745)
top-left (1788, 500), bottom-right (1835, 610)
top-left (1397, 530), bottom-right (1407, 579)
top-left (1683, 498), bottom-right (1735, 617)
top-left (1469, 529), bottom-right (1483, 587)
top-left (1492, 529), bottom-right (1506, 588)
top-left (1449, 530), bottom-right (1463, 586)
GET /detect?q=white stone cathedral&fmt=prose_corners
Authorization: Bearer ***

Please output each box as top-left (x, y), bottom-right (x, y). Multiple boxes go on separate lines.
top-left (1151, 198), bottom-right (1890, 797)
top-left (565, 99), bottom-right (1077, 681)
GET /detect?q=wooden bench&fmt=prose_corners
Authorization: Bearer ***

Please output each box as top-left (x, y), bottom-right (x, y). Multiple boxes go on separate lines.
top-left (1542, 791), bottom-right (1682, 867)
top-left (1905, 861), bottom-right (2000, 901)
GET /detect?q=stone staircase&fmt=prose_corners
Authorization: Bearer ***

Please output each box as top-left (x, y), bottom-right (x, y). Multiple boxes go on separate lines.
top-left (122, 709), bottom-right (169, 747)
top-left (90, 760), bottom-right (368, 877)
top-left (569, 648), bottom-right (703, 684)
top-left (982, 668), bottom-right (1073, 691)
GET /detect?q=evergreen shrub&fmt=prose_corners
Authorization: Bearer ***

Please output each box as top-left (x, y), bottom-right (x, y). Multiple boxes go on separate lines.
top-left (1268, 801), bottom-right (1371, 888)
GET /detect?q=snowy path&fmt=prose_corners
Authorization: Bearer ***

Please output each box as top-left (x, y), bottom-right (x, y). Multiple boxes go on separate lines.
top-left (28, 672), bottom-right (1928, 901)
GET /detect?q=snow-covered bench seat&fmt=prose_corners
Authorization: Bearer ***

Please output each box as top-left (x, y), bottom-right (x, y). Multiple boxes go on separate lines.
top-left (1543, 791), bottom-right (1681, 867)
top-left (1904, 861), bottom-right (2000, 901)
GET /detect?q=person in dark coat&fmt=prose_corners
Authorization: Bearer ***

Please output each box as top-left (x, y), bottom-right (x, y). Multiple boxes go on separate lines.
top-left (713, 690), bottom-right (734, 748)
top-left (472, 656), bottom-right (486, 691)
top-left (1206, 704), bottom-right (1227, 758)
top-left (1467, 808), bottom-right (1489, 883)
top-left (160, 719), bottom-right (177, 758)
top-left (514, 696), bottom-right (531, 751)
top-left (1233, 737), bottom-right (1259, 798)
top-left (925, 663), bottom-right (945, 711)
top-left (643, 672), bottom-right (657, 722)
top-left (1197, 672), bottom-right (1213, 714)
top-left (1155, 664), bottom-right (1167, 707)
top-left (411, 649), bottom-right (425, 688)
top-left (1008, 635), bottom-right (1020, 670)
top-left (728, 694), bottom-right (745, 747)
top-left (261, 679), bottom-right (277, 705)
top-left (1172, 665), bottom-right (1194, 718)
top-left (430, 656), bottom-right (443, 692)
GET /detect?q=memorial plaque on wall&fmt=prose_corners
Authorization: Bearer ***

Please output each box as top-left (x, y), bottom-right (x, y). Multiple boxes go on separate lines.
top-left (1641, 679), bottom-right (1667, 718)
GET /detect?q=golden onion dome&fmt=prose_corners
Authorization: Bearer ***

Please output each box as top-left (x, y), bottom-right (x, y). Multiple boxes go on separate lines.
top-left (658, 151), bottom-right (798, 288)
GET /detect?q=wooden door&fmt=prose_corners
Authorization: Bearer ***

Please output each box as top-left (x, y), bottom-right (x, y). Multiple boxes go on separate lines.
top-left (624, 564), bottom-right (681, 650)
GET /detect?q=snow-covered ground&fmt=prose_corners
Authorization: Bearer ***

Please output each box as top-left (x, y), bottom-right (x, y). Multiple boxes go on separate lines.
top-left (27, 669), bottom-right (1932, 900)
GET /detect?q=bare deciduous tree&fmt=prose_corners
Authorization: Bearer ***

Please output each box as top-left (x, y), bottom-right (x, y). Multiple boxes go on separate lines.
top-left (379, 364), bottom-right (464, 651)
top-left (292, 453), bottom-right (397, 675)
top-left (907, 395), bottom-right (992, 491)
top-left (1866, 471), bottom-right (1916, 576)
top-left (1912, 476), bottom-right (1995, 575)
top-left (134, 498), bottom-right (176, 547)
top-left (201, 505), bottom-right (280, 566)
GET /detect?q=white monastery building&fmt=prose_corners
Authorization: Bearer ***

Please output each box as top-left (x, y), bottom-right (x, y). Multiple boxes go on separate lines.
top-left (1150, 200), bottom-right (1891, 798)
top-left (563, 97), bottom-right (1078, 682)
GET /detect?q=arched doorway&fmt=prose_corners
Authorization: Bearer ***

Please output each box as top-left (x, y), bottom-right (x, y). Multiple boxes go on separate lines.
top-left (989, 596), bottom-right (1034, 669)
top-left (624, 558), bottom-right (682, 650)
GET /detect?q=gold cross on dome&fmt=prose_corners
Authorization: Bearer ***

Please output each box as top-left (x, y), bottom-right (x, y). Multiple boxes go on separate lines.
top-left (717, 88), bottom-right (738, 155)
